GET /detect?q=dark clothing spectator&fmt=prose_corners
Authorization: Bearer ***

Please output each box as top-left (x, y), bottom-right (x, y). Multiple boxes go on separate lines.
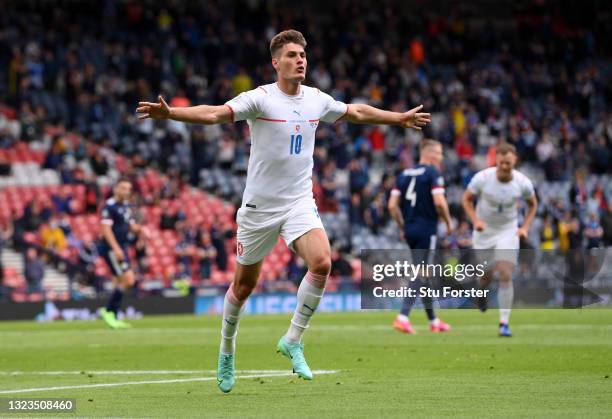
top-left (24, 249), bottom-right (45, 294)
top-left (197, 243), bottom-right (217, 280)
top-left (584, 219), bottom-right (604, 249)
top-left (84, 182), bottom-right (101, 213)
top-left (160, 211), bottom-right (177, 230)
top-left (90, 154), bottom-right (109, 176)
top-left (52, 193), bottom-right (73, 215)
top-left (331, 252), bottom-right (353, 278)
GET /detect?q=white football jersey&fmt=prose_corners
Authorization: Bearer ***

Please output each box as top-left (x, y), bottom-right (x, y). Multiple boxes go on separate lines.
top-left (226, 83), bottom-right (347, 213)
top-left (467, 167), bottom-right (534, 229)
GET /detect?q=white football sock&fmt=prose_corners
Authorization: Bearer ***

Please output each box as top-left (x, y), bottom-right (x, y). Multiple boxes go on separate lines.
top-left (220, 286), bottom-right (246, 355)
top-left (498, 285), bottom-right (514, 325)
top-left (285, 271), bottom-right (327, 344)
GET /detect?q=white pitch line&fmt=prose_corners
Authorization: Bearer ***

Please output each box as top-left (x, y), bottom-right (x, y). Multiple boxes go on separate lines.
top-left (0, 370), bottom-right (296, 376)
top-left (0, 370), bottom-right (339, 395)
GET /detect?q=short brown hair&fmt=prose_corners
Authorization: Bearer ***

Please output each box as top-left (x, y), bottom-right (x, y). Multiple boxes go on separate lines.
top-left (270, 29), bottom-right (307, 58)
top-left (496, 143), bottom-right (517, 156)
top-left (115, 177), bottom-right (132, 186)
top-left (419, 139), bottom-right (442, 152)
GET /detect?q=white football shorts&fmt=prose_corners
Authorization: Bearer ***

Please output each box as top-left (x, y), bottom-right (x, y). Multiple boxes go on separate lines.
top-left (473, 225), bottom-right (519, 264)
top-left (235, 198), bottom-right (325, 265)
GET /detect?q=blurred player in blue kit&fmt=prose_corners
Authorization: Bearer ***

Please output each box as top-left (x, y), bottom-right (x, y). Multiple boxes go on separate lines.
top-left (98, 178), bottom-right (147, 329)
top-left (388, 139), bottom-right (453, 334)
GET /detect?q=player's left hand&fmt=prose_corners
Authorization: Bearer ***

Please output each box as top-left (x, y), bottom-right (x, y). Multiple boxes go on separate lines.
top-left (517, 227), bottom-right (529, 240)
top-left (136, 95), bottom-right (170, 120)
top-left (399, 105), bottom-right (431, 130)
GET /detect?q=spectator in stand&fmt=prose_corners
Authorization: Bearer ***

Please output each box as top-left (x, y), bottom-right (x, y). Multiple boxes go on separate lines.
top-left (557, 211), bottom-right (573, 254)
top-left (330, 248), bottom-right (352, 280)
top-left (24, 247), bottom-right (45, 294)
top-left (584, 214), bottom-right (604, 249)
top-left (84, 178), bottom-right (101, 213)
top-left (349, 158), bottom-right (369, 194)
top-left (349, 192), bottom-right (366, 227)
top-left (540, 214), bottom-right (557, 251)
top-left (40, 217), bottom-right (68, 252)
top-left (197, 231), bottom-right (217, 280)
top-left (286, 253), bottom-right (307, 290)
top-left (159, 201), bottom-right (177, 230)
top-left (51, 188), bottom-right (74, 215)
top-left (319, 160), bottom-right (340, 212)
top-left (210, 219), bottom-right (232, 272)
top-left (134, 234), bottom-right (149, 274)
top-left (43, 137), bottom-right (67, 170)
top-left (21, 199), bottom-right (51, 232)
top-left (160, 175), bottom-right (181, 200)
top-left (590, 137), bottom-right (610, 175)
top-left (90, 153), bottom-right (110, 177)
top-left (0, 154), bottom-right (10, 176)
top-left (175, 231), bottom-right (196, 277)
top-left (567, 215), bottom-right (584, 250)
top-left (365, 192), bottom-right (387, 234)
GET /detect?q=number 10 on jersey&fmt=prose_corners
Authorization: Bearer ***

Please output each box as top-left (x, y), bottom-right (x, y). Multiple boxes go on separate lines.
top-left (290, 134), bottom-right (302, 155)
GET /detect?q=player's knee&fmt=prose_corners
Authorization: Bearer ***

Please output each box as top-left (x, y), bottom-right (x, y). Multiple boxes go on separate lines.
top-left (233, 281), bottom-right (255, 301)
top-left (308, 254), bottom-right (331, 276)
top-left (122, 271), bottom-right (135, 287)
top-left (498, 269), bottom-right (512, 284)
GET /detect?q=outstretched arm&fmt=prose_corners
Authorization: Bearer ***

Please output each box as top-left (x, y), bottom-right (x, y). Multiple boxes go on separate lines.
top-left (136, 95), bottom-right (233, 125)
top-left (339, 103), bottom-right (431, 130)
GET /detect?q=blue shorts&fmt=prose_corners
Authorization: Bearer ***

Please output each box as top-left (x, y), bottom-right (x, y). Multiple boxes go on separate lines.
top-left (403, 231), bottom-right (437, 265)
top-left (98, 242), bottom-right (131, 277)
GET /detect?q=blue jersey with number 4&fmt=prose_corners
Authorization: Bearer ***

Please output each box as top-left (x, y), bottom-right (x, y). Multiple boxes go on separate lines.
top-left (395, 164), bottom-right (445, 237)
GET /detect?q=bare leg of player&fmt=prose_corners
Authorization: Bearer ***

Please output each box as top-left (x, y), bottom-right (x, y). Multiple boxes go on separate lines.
top-left (217, 260), bottom-right (262, 393)
top-left (496, 260), bottom-right (514, 337)
top-left (277, 228), bottom-right (331, 380)
top-left (475, 265), bottom-right (495, 312)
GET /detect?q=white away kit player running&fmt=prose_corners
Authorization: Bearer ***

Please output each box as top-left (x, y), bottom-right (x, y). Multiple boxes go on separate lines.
top-left (136, 29), bottom-right (431, 393)
top-left (462, 143), bottom-right (537, 337)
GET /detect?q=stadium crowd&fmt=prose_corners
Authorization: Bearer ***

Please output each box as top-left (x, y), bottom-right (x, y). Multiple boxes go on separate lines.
top-left (1, 0), bottom-right (611, 298)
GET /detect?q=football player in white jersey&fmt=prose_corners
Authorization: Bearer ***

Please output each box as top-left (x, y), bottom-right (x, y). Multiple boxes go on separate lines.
top-left (137, 29), bottom-right (431, 393)
top-left (461, 143), bottom-right (537, 337)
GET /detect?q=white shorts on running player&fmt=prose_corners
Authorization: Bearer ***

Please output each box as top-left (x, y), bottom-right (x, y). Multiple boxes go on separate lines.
top-left (473, 225), bottom-right (519, 264)
top-left (236, 198), bottom-right (324, 265)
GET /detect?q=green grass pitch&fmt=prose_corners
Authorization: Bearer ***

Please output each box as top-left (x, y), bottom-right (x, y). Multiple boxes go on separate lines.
top-left (0, 309), bottom-right (611, 417)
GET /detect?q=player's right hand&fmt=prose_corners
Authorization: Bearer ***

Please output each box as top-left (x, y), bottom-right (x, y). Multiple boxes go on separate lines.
top-left (136, 95), bottom-right (170, 120)
top-left (445, 222), bottom-right (453, 236)
top-left (114, 248), bottom-right (126, 262)
top-left (474, 219), bottom-right (486, 231)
